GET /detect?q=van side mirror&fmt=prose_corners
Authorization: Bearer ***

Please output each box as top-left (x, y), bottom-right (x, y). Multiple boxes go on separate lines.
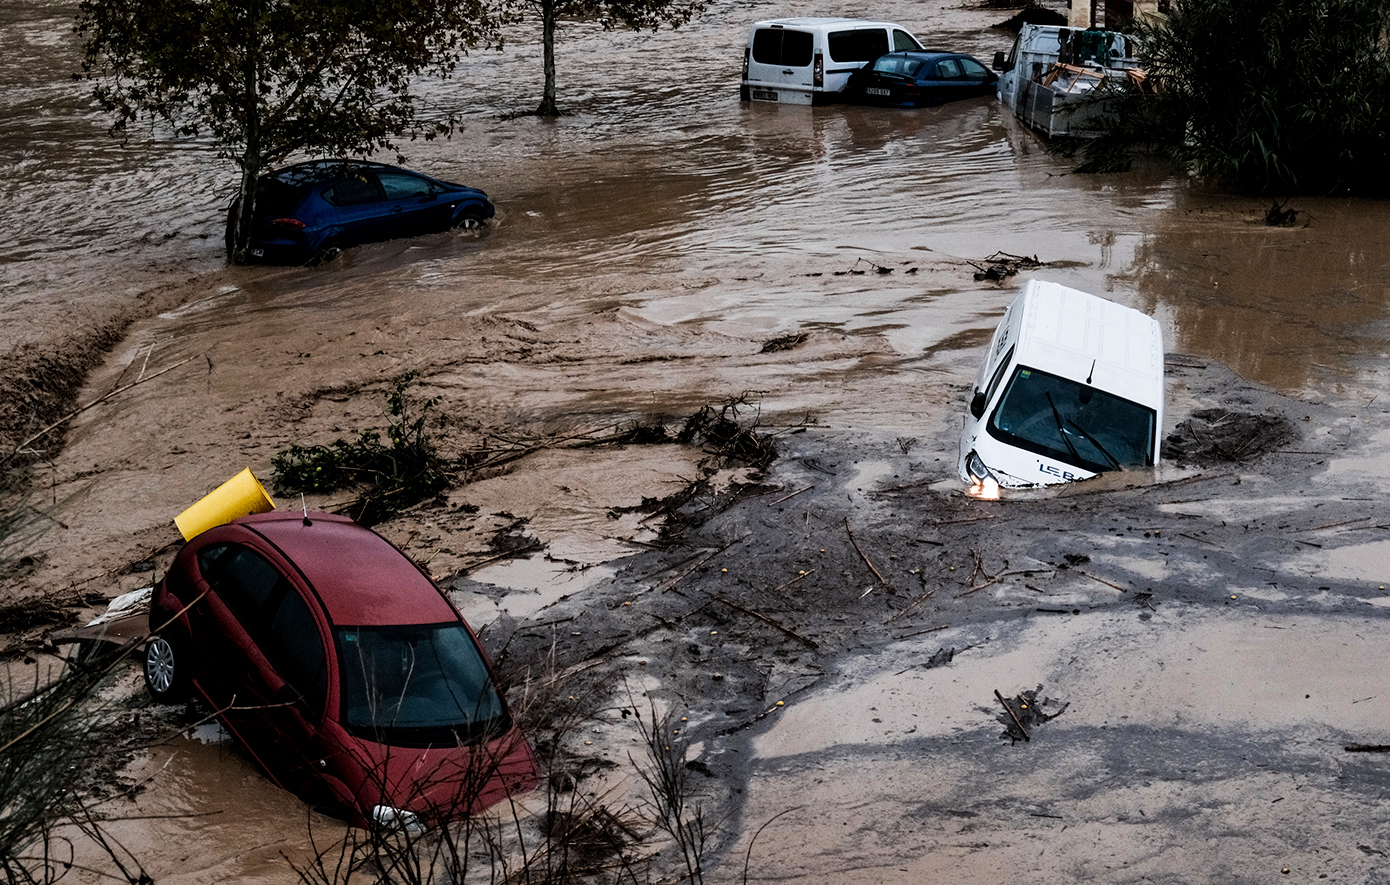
top-left (992, 51), bottom-right (1007, 71)
top-left (970, 391), bottom-right (986, 419)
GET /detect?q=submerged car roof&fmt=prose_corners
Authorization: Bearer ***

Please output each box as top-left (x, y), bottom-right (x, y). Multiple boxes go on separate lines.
top-left (233, 511), bottom-right (456, 627)
top-left (1013, 280), bottom-right (1164, 410)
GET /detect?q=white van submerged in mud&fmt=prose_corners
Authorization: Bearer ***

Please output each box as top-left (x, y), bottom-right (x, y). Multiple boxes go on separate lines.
top-left (958, 280), bottom-right (1164, 493)
top-left (740, 18), bottom-right (922, 105)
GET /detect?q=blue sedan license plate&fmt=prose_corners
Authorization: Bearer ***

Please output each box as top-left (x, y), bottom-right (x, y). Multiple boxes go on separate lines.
top-left (866, 87), bottom-right (891, 96)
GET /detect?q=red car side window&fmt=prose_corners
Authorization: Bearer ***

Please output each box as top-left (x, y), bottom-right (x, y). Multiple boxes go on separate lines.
top-left (264, 589), bottom-right (329, 717)
top-left (200, 543), bottom-right (328, 716)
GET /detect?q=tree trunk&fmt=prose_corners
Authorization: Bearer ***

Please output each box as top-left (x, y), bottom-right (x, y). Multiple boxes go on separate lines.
top-left (228, 0), bottom-right (262, 264)
top-left (229, 155), bottom-right (260, 265)
top-left (537, 0), bottom-right (559, 116)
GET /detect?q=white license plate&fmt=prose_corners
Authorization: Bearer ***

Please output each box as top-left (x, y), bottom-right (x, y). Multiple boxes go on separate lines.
top-left (250, 247), bottom-right (265, 257)
top-left (866, 87), bottom-right (891, 96)
top-left (751, 89), bottom-right (778, 101)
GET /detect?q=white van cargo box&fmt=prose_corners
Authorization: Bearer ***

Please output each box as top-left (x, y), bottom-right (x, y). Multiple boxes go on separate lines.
top-left (741, 18), bottom-right (922, 105)
top-left (958, 280), bottom-right (1164, 490)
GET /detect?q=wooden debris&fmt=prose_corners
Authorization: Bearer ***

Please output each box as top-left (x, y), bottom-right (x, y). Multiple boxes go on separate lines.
top-left (713, 595), bottom-right (819, 649)
top-left (771, 569), bottom-right (815, 594)
top-left (1076, 570), bottom-right (1128, 593)
top-left (889, 586), bottom-right (938, 622)
top-left (995, 689), bottom-right (1030, 742)
top-left (895, 624), bottom-right (949, 640)
top-left (844, 517), bottom-right (888, 585)
top-left (771, 485), bottom-right (813, 505)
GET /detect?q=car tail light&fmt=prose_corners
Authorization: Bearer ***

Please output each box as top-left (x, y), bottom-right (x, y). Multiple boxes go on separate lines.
top-left (270, 217), bottom-right (306, 230)
top-left (742, 47), bottom-right (749, 80)
top-left (813, 52), bottom-right (823, 87)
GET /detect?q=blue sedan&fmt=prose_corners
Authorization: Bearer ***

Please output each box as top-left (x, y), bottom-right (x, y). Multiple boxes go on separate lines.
top-left (847, 51), bottom-right (999, 108)
top-left (228, 160), bottom-right (495, 265)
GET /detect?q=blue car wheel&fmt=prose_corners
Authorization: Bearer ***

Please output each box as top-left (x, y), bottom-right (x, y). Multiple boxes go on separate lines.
top-left (452, 206), bottom-right (487, 231)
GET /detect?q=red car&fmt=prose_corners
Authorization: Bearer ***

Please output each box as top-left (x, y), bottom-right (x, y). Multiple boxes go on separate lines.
top-left (144, 511), bottom-right (536, 827)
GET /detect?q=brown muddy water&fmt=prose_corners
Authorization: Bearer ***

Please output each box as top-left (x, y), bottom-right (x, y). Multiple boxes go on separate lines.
top-left (5, 0), bottom-right (1390, 881)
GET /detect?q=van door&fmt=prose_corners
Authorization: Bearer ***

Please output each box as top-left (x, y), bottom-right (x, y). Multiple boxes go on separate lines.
top-left (822, 26), bottom-right (921, 94)
top-left (823, 27), bottom-right (888, 94)
top-left (745, 26), bottom-right (815, 103)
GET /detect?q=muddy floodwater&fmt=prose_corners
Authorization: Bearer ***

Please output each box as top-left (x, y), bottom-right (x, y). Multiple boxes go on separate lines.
top-left (5, 0), bottom-right (1390, 881)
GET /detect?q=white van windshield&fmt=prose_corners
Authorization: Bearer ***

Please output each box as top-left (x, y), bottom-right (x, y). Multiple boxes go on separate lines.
top-left (988, 365), bottom-right (1155, 472)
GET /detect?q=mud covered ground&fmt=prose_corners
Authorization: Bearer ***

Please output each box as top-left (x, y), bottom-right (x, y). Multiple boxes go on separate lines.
top-left (471, 362), bottom-right (1390, 884)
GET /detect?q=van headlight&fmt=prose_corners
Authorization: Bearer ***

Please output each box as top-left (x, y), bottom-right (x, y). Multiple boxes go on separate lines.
top-left (965, 451), bottom-right (996, 484)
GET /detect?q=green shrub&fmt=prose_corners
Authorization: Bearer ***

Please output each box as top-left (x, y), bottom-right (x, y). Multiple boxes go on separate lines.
top-left (1135, 0), bottom-right (1390, 194)
top-left (272, 372), bottom-right (449, 524)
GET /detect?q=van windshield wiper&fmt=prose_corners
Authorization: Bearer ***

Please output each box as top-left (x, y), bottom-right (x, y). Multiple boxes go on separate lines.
top-left (1044, 392), bottom-right (1082, 464)
top-left (1065, 417), bottom-right (1122, 470)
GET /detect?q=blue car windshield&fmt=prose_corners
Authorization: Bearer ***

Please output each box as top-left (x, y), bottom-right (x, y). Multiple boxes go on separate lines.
top-left (338, 623), bottom-right (508, 746)
top-left (988, 365), bottom-right (1156, 473)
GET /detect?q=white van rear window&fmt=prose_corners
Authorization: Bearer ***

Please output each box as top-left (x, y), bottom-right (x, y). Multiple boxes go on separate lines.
top-left (752, 29), bottom-right (814, 66)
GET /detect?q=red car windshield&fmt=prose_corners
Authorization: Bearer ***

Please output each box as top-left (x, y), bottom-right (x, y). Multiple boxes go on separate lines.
top-left (337, 623), bottom-right (508, 746)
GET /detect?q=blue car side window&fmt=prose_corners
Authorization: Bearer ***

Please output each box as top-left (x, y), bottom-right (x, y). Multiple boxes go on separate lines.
top-left (960, 58), bottom-right (990, 81)
top-left (378, 173), bottom-right (435, 200)
top-left (324, 175), bottom-right (382, 207)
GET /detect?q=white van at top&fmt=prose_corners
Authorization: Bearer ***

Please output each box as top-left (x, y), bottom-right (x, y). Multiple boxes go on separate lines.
top-left (741, 18), bottom-right (923, 105)
top-left (958, 280), bottom-right (1164, 491)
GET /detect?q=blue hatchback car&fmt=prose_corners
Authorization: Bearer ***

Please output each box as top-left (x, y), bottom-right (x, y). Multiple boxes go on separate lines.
top-left (847, 51), bottom-right (999, 108)
top-left (228, 160), bottom-right (495, 265)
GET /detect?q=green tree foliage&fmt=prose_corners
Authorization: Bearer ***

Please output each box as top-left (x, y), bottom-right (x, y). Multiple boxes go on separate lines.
top-left (493, 0), bottom-right (704, 116)
top-left (1136, 0), bottom-right (1390, 194)
top-left (76, 0), bottom-right (489, 263)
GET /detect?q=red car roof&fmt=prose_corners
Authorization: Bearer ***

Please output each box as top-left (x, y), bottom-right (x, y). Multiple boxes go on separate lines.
top-left (233, 512), bottom-right (455, 627)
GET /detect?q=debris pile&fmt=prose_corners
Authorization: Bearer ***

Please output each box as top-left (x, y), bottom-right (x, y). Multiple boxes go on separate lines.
top-left (760, 333), bottom-right (808, 354)
top-left (969, 251), bottom-right (1046, 282)
top-left (1163, 408), bottom-right (1297, 466)
top-left (676, 396), bottom-right (777, 470)
top-left (995, 685), bottom-right (1068, 744)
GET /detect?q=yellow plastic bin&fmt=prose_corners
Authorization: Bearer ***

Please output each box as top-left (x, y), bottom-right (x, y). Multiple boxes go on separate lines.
top-left (174, 467), bottom-right (276, 541)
